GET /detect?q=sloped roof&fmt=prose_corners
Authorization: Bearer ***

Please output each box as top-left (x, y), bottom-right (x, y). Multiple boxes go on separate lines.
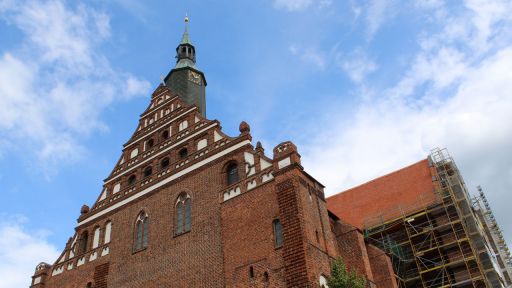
top-left (327, 159), bottom-right (439, 229)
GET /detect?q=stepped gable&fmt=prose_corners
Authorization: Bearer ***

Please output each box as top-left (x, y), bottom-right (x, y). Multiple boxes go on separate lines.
top-left (79, 85), bottom-right (273, 225)
top-left (37, 81), bottom-right (281, 280)
top-left (327, 158), bottom-right (438, 229)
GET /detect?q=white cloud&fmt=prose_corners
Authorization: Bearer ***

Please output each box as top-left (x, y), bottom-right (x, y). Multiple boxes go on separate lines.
top-left (0, 0), bottom-right (150, 173)
top-left (338, 49), bottom-right (378, 83)
top-left (273, 0), bottom-right (331, 12)
top-left (0, 216), bottom-right (60, 288)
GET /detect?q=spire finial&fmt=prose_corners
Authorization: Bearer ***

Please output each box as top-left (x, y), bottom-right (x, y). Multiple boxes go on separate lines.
top-left (185, 13), bottom-right (189, 32)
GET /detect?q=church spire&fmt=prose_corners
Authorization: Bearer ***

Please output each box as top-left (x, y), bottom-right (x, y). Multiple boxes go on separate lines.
top-left (175, 14), bottom-right (196, 69)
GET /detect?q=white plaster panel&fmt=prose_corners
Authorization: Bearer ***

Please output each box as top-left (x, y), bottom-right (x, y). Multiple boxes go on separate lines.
top-left (262, 172), bottom-right (274, 183)
top-left (130, 148), bottom-right (139, 159)
top-left (99, 188), bottom-right (107, 201)
top-left (52, 267), bottom-right (64, 276)
top-left (104, 222), bottom-right (112, 244)
top-left (77, 258), bottom-right (85, 266)
top-left (223, 186), bottom-right (241, 201)
top-left (278, 157), bottom-right (291, 169)
top-left (113, 183), bottom-right (121, 194)
top-left (214, 130), bottom-right (223, 142)
top-left (244, 152), bottom-right (255, 176)
top-left (34, 276), bottom-right (41, 284)
top-left (101, 247), bottom-right (110, 256)
top-left (92, 227), bottom-right (100, 249)
top-left (247, 180), bottom-right (257, 190)
top-left (89, 252), bottom-right (97, 261)
top-left (260, 158), bottom-right (272, 170)
top-left (58, 252), bottom-right (66, 263)
top-left (179, 120), bottom-right (188, 131)
top-left (197, 139), bottom-right (207, 150)
top-left (195, 115), bottom-right (200, 123)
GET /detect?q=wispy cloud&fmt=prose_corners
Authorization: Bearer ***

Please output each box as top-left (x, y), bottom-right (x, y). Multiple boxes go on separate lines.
top-left (0, 216), bottom-right (60, 288)
top-left (338, 49), bottom-right (378, 83)
top-left (273, 0), bottom-right (332, 12)
top-left (289, 44), bottom-right (327, 70)
top-left (365, 0), bottom-right (397, 39)
top-left (0, 0), bottom-right (150, 175)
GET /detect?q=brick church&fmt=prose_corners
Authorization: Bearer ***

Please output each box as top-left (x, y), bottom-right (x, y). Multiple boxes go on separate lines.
top-left (30, 18), bottom-right (397, 288)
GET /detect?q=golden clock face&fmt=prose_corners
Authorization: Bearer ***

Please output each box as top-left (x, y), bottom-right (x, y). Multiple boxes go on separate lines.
top-left (188, 70), bottom-right (202, 85)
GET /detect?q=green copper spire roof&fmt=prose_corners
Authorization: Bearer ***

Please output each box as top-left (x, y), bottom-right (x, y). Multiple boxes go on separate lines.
top-left (180, 14), bottom-right (192, 45)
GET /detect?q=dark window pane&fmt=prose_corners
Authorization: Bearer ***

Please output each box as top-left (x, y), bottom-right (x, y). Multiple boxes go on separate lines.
top-left (161, 158), bottom-right (170, 169)
top-left (176, 201), bottom-right (183, 234)
top-left (135, 220), bottom-right (143, 250)
top-left (147, 139), bottom-right (154, 148)
top-left (184, 198), bottom-right (191, 232)
top-left (162, 130), bottom-right (169, 140)
top-left (179, 148), bottom-right (188, 159)
top-left (79, 231), bottom-right (88, 254)
top-left (144, 166), bottom-right (152, 178)
top-left (273, 219), bottom-right (283, 247)
top-left (128, 175), bottom-right (136, 186)
top-left (227, 163), bottom-right (239, 185)
top-left (142, 217), bottom-right (149, 248)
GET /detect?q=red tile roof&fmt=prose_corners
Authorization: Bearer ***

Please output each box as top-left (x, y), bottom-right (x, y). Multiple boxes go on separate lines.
top-left (327, 159), bottom-right (439, 229)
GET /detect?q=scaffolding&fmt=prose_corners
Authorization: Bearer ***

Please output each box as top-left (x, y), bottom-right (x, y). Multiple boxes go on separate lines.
top-left (363, 148), bottom-right (506, 288)
top-left (473, 186), bottom-right (512, 286)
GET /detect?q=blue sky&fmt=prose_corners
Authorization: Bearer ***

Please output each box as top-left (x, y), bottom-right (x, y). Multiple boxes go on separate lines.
top-left (1, 0), bottom-right (512, 286)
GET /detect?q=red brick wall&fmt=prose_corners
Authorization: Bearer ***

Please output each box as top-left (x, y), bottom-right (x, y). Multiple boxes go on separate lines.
top-left (221, 181), bottom-right (287, 287)
top-left (367, 244), bottom-right (397, 288)
top-left (331, 220), bottom-right (375, 283)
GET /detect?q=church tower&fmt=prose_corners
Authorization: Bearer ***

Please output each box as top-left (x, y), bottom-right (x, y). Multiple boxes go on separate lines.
top-left (164, 15), bottom-right (207, 116)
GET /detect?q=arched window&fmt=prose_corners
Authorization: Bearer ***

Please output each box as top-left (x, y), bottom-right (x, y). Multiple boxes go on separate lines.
top-left (143, 166), bottom-right (152, 178)
top-left (273, 219), bottom-right (283, 248)
top-left (134, 212), bottom-right (149, 252)
top-left (161, 130), bottom-right (169, 140)
top-left (175, 193), bottom-right (191, 235)
top-left (179, 147), bottom-right (188, 159)
top-left (249, 266), bottom-right (255, 278)
top-left (128, 174), bottom-right (137, 186)
top-left (226, 163), bottom-right (239, 185)
top-left (78, 231), bottom-right (89, 254)
top-left (160, 157), bottom-right (170, 169)
top-left (146, 139), bottom-right (154, 149)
